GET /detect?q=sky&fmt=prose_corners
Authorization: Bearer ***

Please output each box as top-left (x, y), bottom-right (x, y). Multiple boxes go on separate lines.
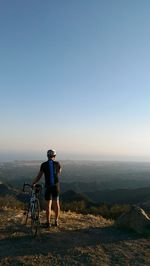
top-left (1, 0), bottom-right (150, 161)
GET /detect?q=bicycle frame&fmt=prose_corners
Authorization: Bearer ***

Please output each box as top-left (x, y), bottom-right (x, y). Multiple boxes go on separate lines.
top-left (30, 189), bottom-right (37, 216)
top-left (23, 183), bottom-right (42, 237)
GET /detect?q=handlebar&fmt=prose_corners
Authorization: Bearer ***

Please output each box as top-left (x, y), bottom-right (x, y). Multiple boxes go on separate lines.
top-left (23, 183), bottom-right (43, 194)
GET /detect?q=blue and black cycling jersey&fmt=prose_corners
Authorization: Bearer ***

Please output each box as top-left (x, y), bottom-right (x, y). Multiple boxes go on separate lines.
top-left (40, 160), bottom-right (61, 188)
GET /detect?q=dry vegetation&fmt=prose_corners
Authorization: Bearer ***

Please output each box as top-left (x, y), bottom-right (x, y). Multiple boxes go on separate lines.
top-left (0, 207), bottom-right (150, 266)
top-left (0, 196), bottom-right (23, 210)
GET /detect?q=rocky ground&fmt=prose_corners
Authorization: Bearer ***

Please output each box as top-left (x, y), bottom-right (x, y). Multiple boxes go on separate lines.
top-left (0, 208), bottom-right (150, 266)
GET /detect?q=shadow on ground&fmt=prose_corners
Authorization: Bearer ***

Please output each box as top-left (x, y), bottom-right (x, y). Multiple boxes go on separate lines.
top-left (0, 219), bottom-right (144, 259)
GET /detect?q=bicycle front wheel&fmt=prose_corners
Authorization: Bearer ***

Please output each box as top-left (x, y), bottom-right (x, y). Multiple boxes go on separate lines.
top-left (31, 199), bottom-right (40, 237)
top-left (22, 201), bottom-right (30, 225)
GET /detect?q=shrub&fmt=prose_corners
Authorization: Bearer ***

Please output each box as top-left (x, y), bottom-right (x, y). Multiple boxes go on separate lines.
top-left (110, 204), bottom-right (130, 219)
top-left (61, 200), bottom-right (87, 213)
top-left (0, 195), bottom-right (23, 209)
top-left (61, 200), bottom-right (131, 219)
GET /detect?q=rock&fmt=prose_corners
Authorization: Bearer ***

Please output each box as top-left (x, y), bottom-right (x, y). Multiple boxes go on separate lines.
top-left (115, 205), bottom-right (150, 234)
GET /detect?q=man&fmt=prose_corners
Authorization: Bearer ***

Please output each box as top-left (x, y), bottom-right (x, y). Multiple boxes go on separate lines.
top-left (32, 149), bottom-right (61, 228)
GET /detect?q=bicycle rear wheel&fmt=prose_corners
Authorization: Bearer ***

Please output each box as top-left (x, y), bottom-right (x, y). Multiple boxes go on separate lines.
top-left (31, 199), bottom-right (40, 237)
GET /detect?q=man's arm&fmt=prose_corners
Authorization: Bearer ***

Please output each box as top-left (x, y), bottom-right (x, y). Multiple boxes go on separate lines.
top-left (57, 162), bottom-right (62, 176)
top-left (32, 170), bottom-right (43, 186)
top-left (58, 167), bottom-right (62, 176)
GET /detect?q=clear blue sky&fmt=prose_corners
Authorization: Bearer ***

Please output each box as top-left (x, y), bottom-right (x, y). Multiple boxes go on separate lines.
top-left (1, 0), bottom-right (150, 161)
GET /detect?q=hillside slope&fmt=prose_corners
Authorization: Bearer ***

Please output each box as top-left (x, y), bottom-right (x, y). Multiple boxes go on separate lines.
top-left (0, 209), bottom-right (150, 265)
top-left (86, 187), bottom-right (150, 205)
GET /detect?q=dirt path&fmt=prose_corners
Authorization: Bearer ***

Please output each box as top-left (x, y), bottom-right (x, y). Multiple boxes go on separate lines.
top-left (0, 209), bottom-right (150, 266)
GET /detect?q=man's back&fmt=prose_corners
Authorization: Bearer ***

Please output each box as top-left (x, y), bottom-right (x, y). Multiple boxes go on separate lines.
top-left (40, 160), bottom-right (61, 187)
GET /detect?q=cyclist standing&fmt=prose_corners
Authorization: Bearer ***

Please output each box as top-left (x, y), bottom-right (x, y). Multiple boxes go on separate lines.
top-left (32, 149), bottom-right (61, 228)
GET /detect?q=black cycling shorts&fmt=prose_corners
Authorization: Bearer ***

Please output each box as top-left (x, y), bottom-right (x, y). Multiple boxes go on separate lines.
top-left (45, 185), bottom-right (59, 201)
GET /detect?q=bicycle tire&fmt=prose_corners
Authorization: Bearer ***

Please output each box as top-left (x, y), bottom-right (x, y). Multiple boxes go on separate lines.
top-left (23, 201), bottom-right (30, 225)
top-left (31, 199), bottom-right (40, 237)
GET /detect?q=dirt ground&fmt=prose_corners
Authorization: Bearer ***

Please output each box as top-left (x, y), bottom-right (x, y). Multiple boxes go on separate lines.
top-left (0, 208), bottom-right (150, 266)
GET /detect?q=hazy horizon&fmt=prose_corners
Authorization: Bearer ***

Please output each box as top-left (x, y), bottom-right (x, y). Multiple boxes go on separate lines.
top-left (1, 150), bottom-right (150, 163)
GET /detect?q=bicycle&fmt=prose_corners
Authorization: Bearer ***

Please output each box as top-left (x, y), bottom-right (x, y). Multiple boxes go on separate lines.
top-left (23, 183), bottom-right (42, 237)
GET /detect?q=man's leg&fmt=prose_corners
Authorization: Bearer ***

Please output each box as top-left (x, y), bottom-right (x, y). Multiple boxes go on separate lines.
top-left (53, 199), bottom-right (60, 225)
top-left (46, 200), bottom-right (52, 224)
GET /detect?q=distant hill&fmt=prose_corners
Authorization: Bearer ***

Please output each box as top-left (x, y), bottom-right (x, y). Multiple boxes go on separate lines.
top-left (0, 182), bottom-right (28, 203)
top-left (0, 182), bottom-right (14, 196)
top-left (1, 160), bottom-right (150, 190)
top-left (61, 181), bottom-right (99, 193)
top-left (61, 190), bottom-right (94, 205)
top-left (1, 182), bottom-right (150, 209)
top-left (86, 187), bottom-right (150, 205)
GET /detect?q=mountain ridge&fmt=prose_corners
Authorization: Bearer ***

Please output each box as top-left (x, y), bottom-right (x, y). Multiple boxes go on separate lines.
top-left (1, 182), bottom-right (150, 211)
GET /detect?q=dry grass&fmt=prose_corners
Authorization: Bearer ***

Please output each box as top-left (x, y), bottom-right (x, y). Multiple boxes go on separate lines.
top-left (0, 208), bottom-right (150, 265)
top-left (0, 196), bottom-right (23, 209)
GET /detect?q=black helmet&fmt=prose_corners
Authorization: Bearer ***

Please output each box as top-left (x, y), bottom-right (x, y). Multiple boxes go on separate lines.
top-left (47, 149), bottom-right (56, 158)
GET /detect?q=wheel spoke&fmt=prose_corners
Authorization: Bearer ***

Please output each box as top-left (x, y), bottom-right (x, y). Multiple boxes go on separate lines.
top-left (31, 199), bottom-right (40, 237)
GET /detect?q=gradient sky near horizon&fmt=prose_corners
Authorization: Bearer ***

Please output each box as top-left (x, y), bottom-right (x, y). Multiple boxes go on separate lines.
top-left (1, 0), bottom-right (150, 161)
